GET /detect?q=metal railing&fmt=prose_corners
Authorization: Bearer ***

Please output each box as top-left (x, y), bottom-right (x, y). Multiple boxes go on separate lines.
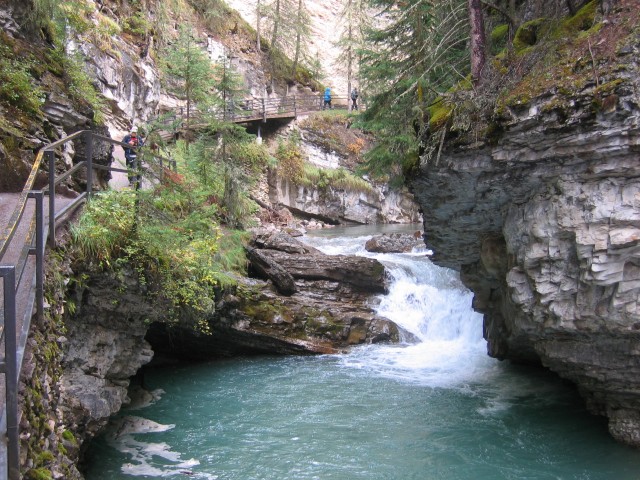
top-left (0, 131), bottom-right (175, 480)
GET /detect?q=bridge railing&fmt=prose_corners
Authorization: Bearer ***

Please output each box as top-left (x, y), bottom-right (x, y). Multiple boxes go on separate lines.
top-left (163, 94), bottom-right (365, 128)
top-left (0, 132), bottom-right (174, 480)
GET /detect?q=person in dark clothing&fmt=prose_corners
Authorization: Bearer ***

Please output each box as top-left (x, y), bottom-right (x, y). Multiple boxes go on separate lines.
top-left (323, 87), bottom-right (332, 110)
top-left (351, 87), bottom-right (359, 110)
top-left (122, 126), bottom-right (143, 187)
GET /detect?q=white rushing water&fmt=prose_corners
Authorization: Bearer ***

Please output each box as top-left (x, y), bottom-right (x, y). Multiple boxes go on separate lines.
top-left (301, 230), bottom-right (495, 389)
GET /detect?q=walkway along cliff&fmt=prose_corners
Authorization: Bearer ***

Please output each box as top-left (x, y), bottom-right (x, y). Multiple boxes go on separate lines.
top-left (409, 3), bottom-right (640, 447)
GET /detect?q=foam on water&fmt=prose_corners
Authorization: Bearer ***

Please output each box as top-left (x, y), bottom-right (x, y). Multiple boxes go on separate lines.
top-left (303, 232), bottom-right (491, 389)
top-left (103, 416), bottom-right (210, 478)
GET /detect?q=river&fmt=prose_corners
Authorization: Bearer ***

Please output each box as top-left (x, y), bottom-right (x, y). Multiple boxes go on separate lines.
top-left (83, 225), bottom-right (640, 479)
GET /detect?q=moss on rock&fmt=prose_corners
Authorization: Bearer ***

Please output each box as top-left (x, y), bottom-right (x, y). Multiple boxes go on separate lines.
top-left (513, 18), bottom-right (547, 52)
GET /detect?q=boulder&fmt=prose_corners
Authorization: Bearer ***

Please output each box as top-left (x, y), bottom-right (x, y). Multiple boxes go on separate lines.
top-left (365, 232), bottom-right (424, 253)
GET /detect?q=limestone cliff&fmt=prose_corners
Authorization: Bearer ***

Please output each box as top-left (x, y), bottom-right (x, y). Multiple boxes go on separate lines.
top-left (409, 5), bottom-right (640, 446)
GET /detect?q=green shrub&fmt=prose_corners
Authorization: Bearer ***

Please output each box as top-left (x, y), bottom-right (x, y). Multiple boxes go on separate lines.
top-left (301, 164), bottom-right (374, 195)
top-left (65, 53), bottom-right (106, 123)
top-left (275, 139), bottom-right (305, 183)
top-left (0, 44), bottom-right (44, 115)
top-left (123, 11), bottom-right (151, 37)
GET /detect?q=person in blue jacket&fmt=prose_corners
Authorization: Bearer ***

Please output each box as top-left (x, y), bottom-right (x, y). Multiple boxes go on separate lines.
top-left (323, 87), bottom-right (332, 110)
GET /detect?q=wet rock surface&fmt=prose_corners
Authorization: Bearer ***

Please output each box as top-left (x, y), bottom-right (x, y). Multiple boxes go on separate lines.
top-left (147, 232), bottom-right (402, 360)
top-left (410, 50), bottom-right (640, 445)
top-left (365, 232), bottom-right (424, 253)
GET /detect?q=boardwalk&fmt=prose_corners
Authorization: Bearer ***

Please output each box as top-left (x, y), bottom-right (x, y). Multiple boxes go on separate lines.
top-left (167, 94), bottom-right (361, 130)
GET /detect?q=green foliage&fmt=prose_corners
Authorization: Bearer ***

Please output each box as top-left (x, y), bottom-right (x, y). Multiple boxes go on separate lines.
top-left (71, 119), bottom-right (267, 324)
top-left (0, 42), bottom-right (44, 115)
top-left (161, 25), bottom-right (217, 124)
top-left (16, 0), bottom-right (107, 122)
top-left (275, 139), bottom-right (305, 183)
top-left (65, 52), bottom-right (106, 123)
top-left (491, 24), bottom-right (509, 43)
top-left (358, 0), bottom-right (469, 180)
top-left (24, 468), bottom-right (53, 480)
top-left (123, 10), bottom-right (152, 37)
top-left (301, 164), bottom-right (374, 194)
top-left (34, 451), bottom-right (55, 467)
top-left (70, 190), bottom-right (136, 268)
top-left (490, 24), bottom-right (509, 53)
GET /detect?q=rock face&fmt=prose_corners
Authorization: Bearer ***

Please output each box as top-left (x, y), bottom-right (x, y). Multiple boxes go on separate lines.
top-left (147, 232), bottom-right (402, 360)
top-left (267, 120), bottom-right (422, 225)
top-left (61, 267), bottom-right (157, 444)
top-left (270, 174), bottom-right (421, 225)
top-left (409, 47), bottom-right (640, 444)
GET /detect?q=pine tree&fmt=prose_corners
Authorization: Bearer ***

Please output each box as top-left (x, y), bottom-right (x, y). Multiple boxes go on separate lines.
top-left (358, 0), bottom-right (470, 179)
top-left (290, 0), bottom-right (311, 78)
top-left (211, 50), bottom-right (246, 121)
top-left (335, 0), bottom-right (369, 104)
top-left (162, 26), bottom-right (216, 129)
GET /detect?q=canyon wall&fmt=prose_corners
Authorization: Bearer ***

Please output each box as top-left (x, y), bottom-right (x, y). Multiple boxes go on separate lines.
top-left (410, 33), bottom-right (640, 445)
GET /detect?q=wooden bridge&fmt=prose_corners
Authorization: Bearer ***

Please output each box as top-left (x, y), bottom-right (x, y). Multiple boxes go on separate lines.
top-left (165, 94), bottom-right (362, 130)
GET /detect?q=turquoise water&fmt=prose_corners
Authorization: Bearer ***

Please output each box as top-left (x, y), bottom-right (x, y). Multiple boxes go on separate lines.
top-left (83, 356), bottom-right (640, 480)
top-left (83, 228), bottom-right (640, 479)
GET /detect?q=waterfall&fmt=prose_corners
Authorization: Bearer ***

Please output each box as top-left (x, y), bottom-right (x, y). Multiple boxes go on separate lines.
top-left (302, 230), bottom-right (493, 388)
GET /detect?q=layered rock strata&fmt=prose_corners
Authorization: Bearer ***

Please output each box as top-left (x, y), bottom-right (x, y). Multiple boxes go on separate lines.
top-left (410, 53), bottom-right (640, 445)
top-left (148, 232), bottom-right (402, 359)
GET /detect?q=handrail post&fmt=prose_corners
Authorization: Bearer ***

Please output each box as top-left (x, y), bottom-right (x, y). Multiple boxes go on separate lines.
top-left (28, 191), bottom-right (45, 324)
top-left (46, 150), bottom-right (56, 248)
top-left (1, 266), bottom-right (19, 480)
top-left (85, 132), bottom-right (94, 197)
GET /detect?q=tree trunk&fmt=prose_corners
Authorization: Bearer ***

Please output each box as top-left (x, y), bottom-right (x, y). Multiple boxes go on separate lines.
top-left (270, 0), bottom-right (281, 51)
top-left (291, 0), bottom-right (303, 77)
top-left (256, 0), bottom-right (261, 51)
top-left (468, 0), bottom-right (486, 86)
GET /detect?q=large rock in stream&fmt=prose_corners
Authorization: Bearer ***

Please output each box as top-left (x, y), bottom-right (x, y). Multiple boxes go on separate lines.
top-left (146, 231), bottom-right (403, 360)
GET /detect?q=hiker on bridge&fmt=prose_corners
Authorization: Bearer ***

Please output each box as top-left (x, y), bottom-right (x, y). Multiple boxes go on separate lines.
top-left (351, 87), bottom-right (359, 110)
top-left (122, 126), bottom-right (143, 187)
top-left (323, 87), bottom-right (332, 110)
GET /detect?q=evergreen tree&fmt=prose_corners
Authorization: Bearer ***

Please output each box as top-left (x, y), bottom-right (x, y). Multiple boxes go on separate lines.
top-left (211, 50), bottom-right (246, 120)
top-left (290, 0), bottom-right (311, 78)
top-left (335, 0), bottom-right (369, 103)
top-left (162, 26), bottom-right (216, 129)
top-left (358, 0), bottom-right (469, 180)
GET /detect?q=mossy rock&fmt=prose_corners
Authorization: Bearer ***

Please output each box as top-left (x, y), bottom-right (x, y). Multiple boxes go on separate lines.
top-left (491, 24), bottom-right (509, 52)
top-left (61, 430), bottom-right (77, 445)
top-left (594, 78), bottom-right (624, 96)
top-left (25, 468), bottom-right (53, 480)
top-left (491, 24), bottom-right (509, 43)
top-left (34, 451), bottom-right (55, 467)
top-left (513, 18), bottom-right (547, 52)
top-left (427, 96), bottom-right (454, 131)
top-left (562, 1), bottom-right (597, 32)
